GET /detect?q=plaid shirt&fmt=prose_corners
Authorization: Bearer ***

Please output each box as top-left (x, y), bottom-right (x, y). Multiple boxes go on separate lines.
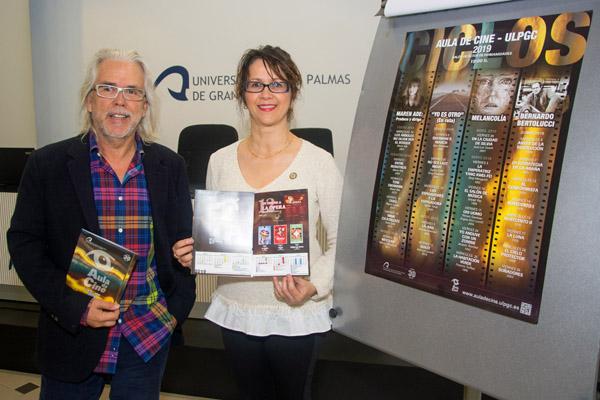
top-left (89, 133), bottom-right (176, 374)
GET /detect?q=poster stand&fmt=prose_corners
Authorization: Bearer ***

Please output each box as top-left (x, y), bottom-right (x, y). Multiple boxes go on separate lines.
top-left (333, 0), bottom-right (600, 398)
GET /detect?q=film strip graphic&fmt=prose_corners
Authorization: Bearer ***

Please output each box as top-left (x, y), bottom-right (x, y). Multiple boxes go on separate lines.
top-left (405, 67), bottom-right (476, 275)
top-left (444, 69), bottom-right (520, 286)
top-left (372, 68), bottom-right (436, 267)
top-left (488, 67), bottom-right (572, 301)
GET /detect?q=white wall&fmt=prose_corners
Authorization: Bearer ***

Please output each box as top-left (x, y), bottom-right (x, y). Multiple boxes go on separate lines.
top-left (30, 0), bottom-right (83, 149)
top-left (0, 0), bottom-right (36, 147)
top-left (29, 0), bottom-right (380, 173)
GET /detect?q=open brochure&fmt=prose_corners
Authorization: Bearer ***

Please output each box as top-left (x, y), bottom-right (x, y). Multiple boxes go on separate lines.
top-left (66, 229), bottom-right (137, 303)
top-left (193, 189), bottom-right (310, 276)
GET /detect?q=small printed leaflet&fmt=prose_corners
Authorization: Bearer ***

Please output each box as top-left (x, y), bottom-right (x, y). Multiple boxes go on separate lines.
top-left (66, 229), bottom-right (137, 303)
top-left (193, 189), bottom-right (310, 276)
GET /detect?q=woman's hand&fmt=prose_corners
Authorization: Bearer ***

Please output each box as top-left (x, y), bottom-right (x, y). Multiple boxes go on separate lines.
top-left (172, 237), bottom-right (194, 268)
top-left (273, 275), bottom-right (317, 306)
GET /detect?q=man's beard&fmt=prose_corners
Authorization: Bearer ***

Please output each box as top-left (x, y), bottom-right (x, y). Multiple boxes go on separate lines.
top-left (98, 122), bottom-right (139, 139)
top-left (94, 114), bottom-right (143, 140)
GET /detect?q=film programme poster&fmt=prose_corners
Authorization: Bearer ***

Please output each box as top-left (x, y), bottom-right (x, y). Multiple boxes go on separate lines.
top-left (365, 11), bottom-right (591, 323)
top-left (193, 189), bottom-right (310, 276)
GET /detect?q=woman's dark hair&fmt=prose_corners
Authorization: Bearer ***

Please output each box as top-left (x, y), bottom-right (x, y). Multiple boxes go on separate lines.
top-left (235, 45), bottom-right (302, 120)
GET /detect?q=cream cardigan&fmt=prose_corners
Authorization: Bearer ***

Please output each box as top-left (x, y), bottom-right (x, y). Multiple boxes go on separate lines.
top-left (204, 139), bottom-right (342, 336)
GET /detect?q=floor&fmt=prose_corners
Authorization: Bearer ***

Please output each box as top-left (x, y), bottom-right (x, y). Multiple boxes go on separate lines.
top-left (0, 369), bottom-right (213, 400)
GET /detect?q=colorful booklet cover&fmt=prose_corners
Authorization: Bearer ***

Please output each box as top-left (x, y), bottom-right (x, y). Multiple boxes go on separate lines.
top-left (193, 189), bottom-right (310, 276)
top-left (66, 229), bottom-right (137, 303)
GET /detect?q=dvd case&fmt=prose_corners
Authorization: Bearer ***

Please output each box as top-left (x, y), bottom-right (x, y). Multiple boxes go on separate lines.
top-left (66, 229), bottom-right (137, 303)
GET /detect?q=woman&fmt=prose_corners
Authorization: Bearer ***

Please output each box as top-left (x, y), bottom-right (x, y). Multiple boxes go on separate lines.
top-left (400, 77), bottom-right (423, 110)
top-left (172, 45), bottom-right (342, 399)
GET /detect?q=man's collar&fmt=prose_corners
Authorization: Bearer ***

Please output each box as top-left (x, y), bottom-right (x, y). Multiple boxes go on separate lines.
top-left (88, 131), bottom-right (99, 153)
top-left (88, 130), bottom-right (145, 158)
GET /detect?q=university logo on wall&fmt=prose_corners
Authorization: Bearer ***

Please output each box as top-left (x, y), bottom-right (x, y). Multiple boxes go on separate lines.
top-left (154, 65), bottom-right (353, 102)
top-left (154, 65), bottom-right (236, 102)
top-left (155, 65), bottom-right (190, 101)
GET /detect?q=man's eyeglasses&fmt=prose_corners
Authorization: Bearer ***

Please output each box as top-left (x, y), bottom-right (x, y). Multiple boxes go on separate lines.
top-left (244, 80), bottom-right (290, 93)
top-left (94, 84), bottom-right (146, 101)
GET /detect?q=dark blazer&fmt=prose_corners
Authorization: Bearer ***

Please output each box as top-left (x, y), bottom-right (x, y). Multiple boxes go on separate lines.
top-left (7, 135), bottom-right (196, 382)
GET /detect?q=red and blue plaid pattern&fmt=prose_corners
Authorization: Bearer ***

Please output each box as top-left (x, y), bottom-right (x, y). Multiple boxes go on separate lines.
top-left (89, 133), bottom-right (176, 374)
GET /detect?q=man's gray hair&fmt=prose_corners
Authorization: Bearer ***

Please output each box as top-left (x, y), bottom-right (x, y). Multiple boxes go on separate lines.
top-left (79, 48), bottom-right (158, 142)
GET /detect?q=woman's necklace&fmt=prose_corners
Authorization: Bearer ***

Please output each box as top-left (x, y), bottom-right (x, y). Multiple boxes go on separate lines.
top-left (246, 135), bottom-right (293, 159)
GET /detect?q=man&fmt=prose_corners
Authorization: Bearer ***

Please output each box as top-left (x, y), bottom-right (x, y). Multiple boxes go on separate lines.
top-left (521, 81), bottom-right (547, 112)
top-left (520, 81), bottom-right (561, 113)
top-left (7, 49), bottom-right (196, 399)
top-left (472, 69), bottom-right (517, 115)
